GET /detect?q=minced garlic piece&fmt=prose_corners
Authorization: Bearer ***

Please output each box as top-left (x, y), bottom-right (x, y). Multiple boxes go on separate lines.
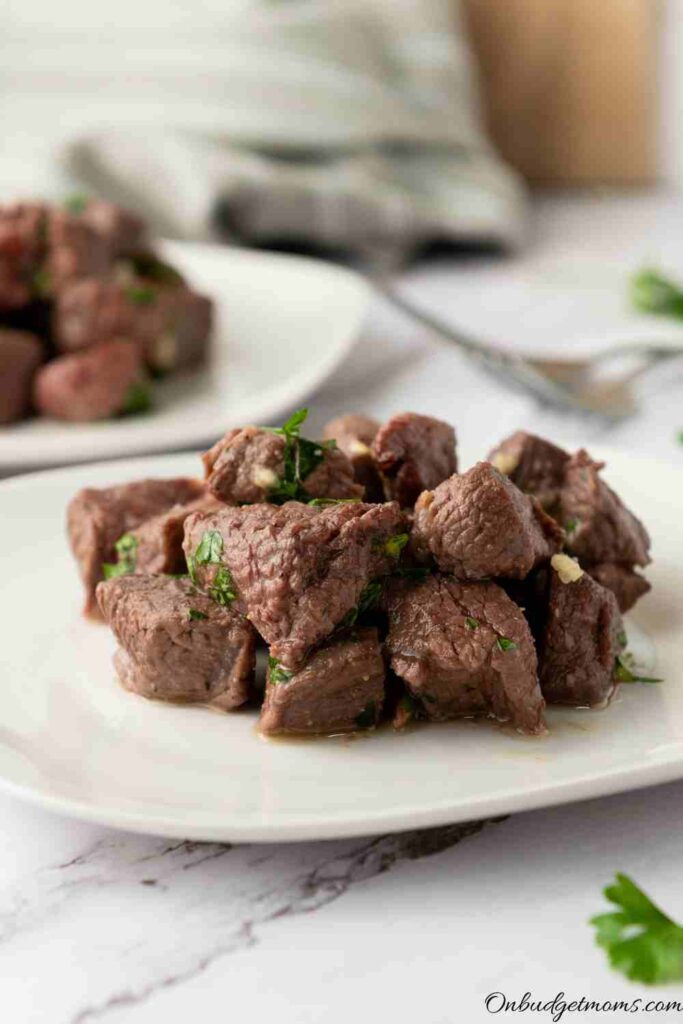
top-left (551, 553), bottom-right (584, 584)
top-left (350, 440), bottom-right (371, 456)
top-left (252, 465), bottom-right (279, 490)
top-left (490, 451), bottom-right (519, 475)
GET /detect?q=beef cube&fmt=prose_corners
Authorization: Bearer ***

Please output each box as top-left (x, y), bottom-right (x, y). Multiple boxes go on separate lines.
top-left (202, 426), bottom-right (363, 504)
top-left (411, 462), bottom-right (564, 580)
top-left (33, 339), bottom-right (146, 422)
top-left (97, 575), bottom-right (255, 710)
top-left (259, 628), bottom-right (385, 736)
top-left (372, 412), bottom-right (457, 508)
top-left (68, 477), bottom-right (204, 617)
top-left (322, 413), bottom-right (384, 501)
top-left (557, 450), bottom-right (650, 566)
top-left (487, 431), bottom-right (570, 511)
top-left (539, 553), bottom-right (623, 707)
top-left (0, 328), bottom-right (43, 423)
top-left (80, 200), bottom-right (147, 258)
top-left (53, 277), bottom-right (211, 370)
top-left (586, 562), bottom-right (650, 613)
top-left (385, 574), bottom-right (545, 734)
top-left (0, 202), bottom-right (46, 310)
top-left (183, 500), bottom-right (405, 668)
top-left (129, 495), bottom-right (221, 575)
top-left (45, 207), bottom-right (111, 292)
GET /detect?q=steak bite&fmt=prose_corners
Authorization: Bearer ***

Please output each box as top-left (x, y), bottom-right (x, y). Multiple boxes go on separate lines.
top-left (129, 494), bottom-right (221, 576)
top-left (385, 575), bottom-right (545, 734)
top-left (79, 199), bottom-right (147, 258)
top-left (0, 202), bottom-right (46, 310)
top-left (44, 206), bottom-right (111, 293)
top-left (203, 426), bottom-right (363, 505)
top-left (97, 575), bottom-right (255, 710)
top-left (487, 431), bottom-right (570, 511)
top-left (322, 413), bottom-right (384, 501)
top-left (33, 339), bottom-right (147, 422)
top-left (259, 628), bottom-right (385, 736)
top-left (412, 462), bottom-right (564, 580)
top-left (539, 554), bottom-right (623, 707)
top-left (183, 500), bottom-right (405, 668)
top-left (557, 450), bottom-right (650, 566)
top-left (587, 562), bottom-right (651, 613)
top-left (372, 412), bottom-right (457, 508)
top-left (0, 328), bottom-right (43, 423)
top-left (68, 477), bottom-right (204, 617)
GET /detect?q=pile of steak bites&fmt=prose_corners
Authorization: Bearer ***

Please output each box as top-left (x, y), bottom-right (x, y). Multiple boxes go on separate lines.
top-left (0, 198), bottom-right (212, 424)
top-left (68, 410), bottom-right (652, 738)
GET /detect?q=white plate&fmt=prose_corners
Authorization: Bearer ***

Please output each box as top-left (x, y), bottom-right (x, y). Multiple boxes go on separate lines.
top-left (0, 449), bottom-right (680, 842)
top-left (0, 242), bottom-right (370, 470)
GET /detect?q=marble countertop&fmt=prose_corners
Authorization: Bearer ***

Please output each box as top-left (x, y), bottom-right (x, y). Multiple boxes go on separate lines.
top-left (4, 192), bottom-right (683, 1023)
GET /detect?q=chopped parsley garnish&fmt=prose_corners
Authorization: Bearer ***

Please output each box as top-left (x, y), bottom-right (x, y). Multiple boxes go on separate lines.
top-left (339, 579), bottom-right (384, 630)
top-left (264, 408), bottom-right (336, 504)
top-left (187, 608), bottom-right (208, 621)
top-left (102, 533), bottom-right (138, 579)
top-left (63, 193), bottom-right (88, 216)
top-left (564, 517), bottom-right (579, 536)
top-left (382, 533), bottom-right (409, 559)
top-left (128, 253), bottom-right (184, 285)
top-left (614, 654), bottom-right (662, 684)
top-left (125, 284), bottom-right (156, 306)
top-left (465, 617), bottom-right (479, 631)
top-left (354, 700), bottom-right (377, 729)
top-left (307, 497), bottom-right (361, 507)
top-left (631, 268), bottom-right (683, 319)
top-left (617, 630), bottom-right (628, 649)
top-left (496, 637), bottom-right (517, 652)
top-left (31, 267), bottom-right (51, 298)
top-left (187, 530), bottom-right (236, 604)
top-left (591, 873), bottom-right (683, 984)
top-left (268, 656), bottom-right (294, 685)
top-left (120, 380), bottom-right (152, 416)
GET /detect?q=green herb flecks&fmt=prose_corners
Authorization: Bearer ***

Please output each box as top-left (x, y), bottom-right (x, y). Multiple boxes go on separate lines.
top-left (187, 608), bottom-right (208, 621)
top-left (354, 700), bottom-right (377, 729)
top-left (339, 579), bottom-right (384, 630)
top-left (617, 630), bottom-right (628, 649)
top-left (207, 566), bottom-right (236, 606)
top-left (631, 268), bottom-right (683, 320)
top-left (125, 284), bottom-right (156, 306)
top-left (614, 654), bottom-right (662, 684)
top-left (102, 533), bottom-right (138, 580)
top-left (187, 529), bottom-right (236, 605)
top-left (268, 656), bottom-right (294, 685)
top-left (465, 617), bottom-right (479, 631)
top-left (591, 873), bottom-right (683, 984)
top-left (194, 530), bottom-right (223, 565)
top-left (496, 637), bottom-right (517, 652)
top-left (128, 253), bottom-right (184, 286)
top-left (263, 408), bottom-right (336, 504)
top-left (120, 380), bottom-right (152, 417)
top-left (382, 533), bottom-right (409, 559)
top-left (63, 193), bottom-right (88, 216)
top-left (307, 497), bottom-right (361, 507)
top-left (564, 517), bottom-right (579, 536)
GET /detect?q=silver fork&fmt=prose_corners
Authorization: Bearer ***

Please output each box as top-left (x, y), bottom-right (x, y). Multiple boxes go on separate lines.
top-left (363, 250), bottom-right (683, 421)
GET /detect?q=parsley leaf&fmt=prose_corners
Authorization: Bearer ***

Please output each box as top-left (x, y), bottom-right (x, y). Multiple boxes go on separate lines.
top-left (564, 517), bottom-right (579, 536)
top-left (125, 284), bottom-right (156, 306)
top-left (465, 617), bottom-right (479, 631)
top-left (496, 637), bottom-right (517, 652)
top-left (207, 565), bottom-right (236, 606)
top-left (187, 608), bottom-right (208, 621)
top-left (591, 873), bottom-right (683, 984)
top-left (307, 497), bottom-right (361, 507)
top-left (382, 533), bottom-right (409, 559)
top-left (614, 654), bottom-right (662, 684)
top-left (63, 193), bottom-right (88, 216)
top-left (339, 579), bottom-right (384, 630)
top-left (631, 268), bottom-right (683, 320)
top-left (120, 380), bottom-right (152, 416)
top-left (194, 530), bottom-right (223, 565)
top-left (187, 530), bottom-right (236, 604)
top-left (268, 656), bottom-right (294, 685)
top-left (264, 409), bottom-right (335, 504)
top-left (102, 533), bottom-right (138, 579)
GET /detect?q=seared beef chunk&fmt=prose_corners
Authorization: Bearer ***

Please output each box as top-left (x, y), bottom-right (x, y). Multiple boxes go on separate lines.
top-left (202, 426), bottom-right (363, 505)
top-left (183, 500), bottom-right (405, 668)
top-left (53, 277), bottom-right (212, 371)
top-left (372, 412), bottom-right (457, 508)
top-left (79, 200), bottom-right (147, 257)
top-left (44, 207), bottom-right (111, 293)
top-left (259, 628), bottom-right (385, 736)
top-left (130, 495), bottom-right (221, 576)
top-left (68, 477), bottom-right (204, 617)
top-left (557, 450), bottom-right (650, 566)
top-left (487, 431), bottom-right (570, 511)
top-left (587, 562), bottom-right (651, 613)
top-left (33, 339), bottom-right (146, 422)
top-left (97, 575), bottom-right (255, 710)
top-left (412, 462), bottom-right (564, 580)
top-left (539, 554), bottom-right (622, 707)
top-left (322, 413), bottom-right (383, 501)
top-left (0, 328), bottom-right (43, 423)
top-left (385, 575), bottom-right (545, 734)
top-left (0, 203), bottom-right (46, 310)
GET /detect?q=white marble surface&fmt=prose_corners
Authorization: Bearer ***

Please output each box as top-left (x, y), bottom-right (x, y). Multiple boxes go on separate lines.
top-left (4, 192), bottom-right (683, 1023)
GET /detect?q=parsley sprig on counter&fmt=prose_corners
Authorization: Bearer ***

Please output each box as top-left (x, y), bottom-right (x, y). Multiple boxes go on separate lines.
top-left (591, 874), bottom-right (683, 984)
top-left (264, 409), bottom-right (336, 504)
top-left (102, 533), bottom-right (138, 580)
